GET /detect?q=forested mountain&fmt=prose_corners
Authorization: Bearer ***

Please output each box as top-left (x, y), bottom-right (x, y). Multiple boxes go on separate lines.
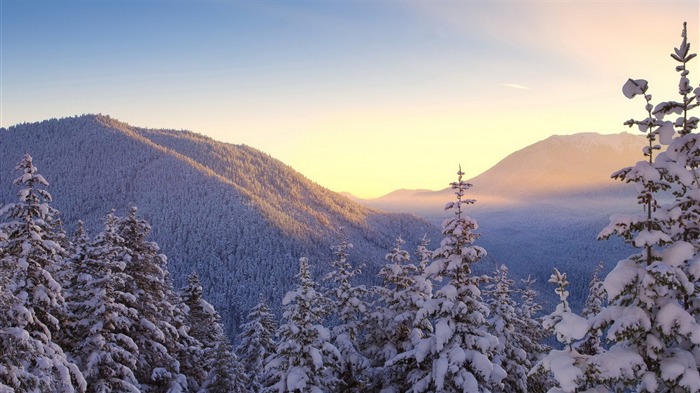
top-left (355, 132), bottom-right (646, 310)
top-left (0, 114), bottom-right (438, 335)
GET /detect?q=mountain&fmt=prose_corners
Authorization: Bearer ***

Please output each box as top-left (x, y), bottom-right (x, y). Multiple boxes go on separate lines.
top-left (358, 132), bottom-right (648, 310)
top-left (0, 115), bottom-right (439, 335)
top-left (366, 132), bottom-right (645, 216)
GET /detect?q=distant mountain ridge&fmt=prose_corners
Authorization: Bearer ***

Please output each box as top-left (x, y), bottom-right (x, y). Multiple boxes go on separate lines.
top-left (0, 114), bottom-right (438, 335)
top-left (363, 132), bottom-right (644, 216)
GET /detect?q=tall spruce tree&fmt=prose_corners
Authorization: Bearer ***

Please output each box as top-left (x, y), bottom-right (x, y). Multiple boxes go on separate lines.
top-left (65, 211), bottom-right (141, 392)
top-left (365, 237), bottom-right (432, 392)
top-left (323, 239), bottom-right (369, 392)
top-left (116, 207), bottom-right (189, 392)
top-left (390, 167), bottom-right (505, 392)
top-left (202, 335), bottom-right (246, 393)
top-left (265, 257), bottom-right (340, 392)
top-left (236, 294), bottom-right (278, 392)
top-left (484, 264), bottom-right (531, 393)
top-left (180, 271), bottom-right (224, 391)
top-left (531, 269), bottom-right (592, 392)
top-left (0, 154), bottom-right (86, 392)
top-left (595, 23), bottom-right (700, 392)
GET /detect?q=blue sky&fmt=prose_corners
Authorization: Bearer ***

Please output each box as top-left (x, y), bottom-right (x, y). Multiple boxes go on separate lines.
top-left (2, 1), bottom-right (698, 197)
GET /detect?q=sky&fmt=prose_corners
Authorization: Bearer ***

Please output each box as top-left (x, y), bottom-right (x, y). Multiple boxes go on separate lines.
top-left (1, 1), bottom-right (698, 198)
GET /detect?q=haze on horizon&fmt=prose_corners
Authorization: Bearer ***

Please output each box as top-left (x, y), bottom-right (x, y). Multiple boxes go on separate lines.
top-left (2, 0), bottom-right (698, 198)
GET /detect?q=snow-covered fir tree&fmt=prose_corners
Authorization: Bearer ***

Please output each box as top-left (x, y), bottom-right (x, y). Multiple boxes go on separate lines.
top-left (0, 154), bottom-right (86, 392)
top-left (116, 207), bottom-right (190, 392)
top-left (65, 211), bottom-right (141, 393)
top-left (180, 271), bottom-right (227, 391)
top-left (322, 239), bottom-right (370, 392)
top-left (515, 276), bottom-right (550, 393)
top-left (594, 23), bottom-right (700, 392)
top-left (364, 236), bottom-right (433, 392)
top-left (201, 334), bottom-right (246, 393)
top-left (574, 261), bottom-right (606, 357)
top-left (531, 269), bottom-right (591, 392)
top-left (390, 167), bottom-right (505, 392)
top-left (484, 264), bottom-right (531, 393)
top-left (265, 257), bottom-right (340, 392)
top-left (236, 294), bottom-right (278, 392)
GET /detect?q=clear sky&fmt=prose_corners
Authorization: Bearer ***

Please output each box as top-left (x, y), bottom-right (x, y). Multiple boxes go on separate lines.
top-left (1, 1), bottom-right (698, 198)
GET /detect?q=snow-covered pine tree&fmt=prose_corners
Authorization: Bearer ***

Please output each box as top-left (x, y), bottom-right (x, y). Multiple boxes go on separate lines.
top-left (574, 261), bottom-right (606, 357)
top-left (65, 211), bottom-right (141, 392)
top-left (512, 276), bottom-right (551, 393)
top-left (180, 271), bottom-right (224, 390)
top-left (390, 167), bottom-right (505, 392)
top-left (0, 154), bottom-right (86, 392)
top-left (322, 239), bottom-right (369, 392)
top-left (116, 207), bottom-right (189, 392)
top-left (265, 257), bottom-right (340, 393)
top-left (236, 294), bottom-right (278, 392)
top-left (364, 237), bottom-right (432, 392)
top-left (181, 272), bottom-right (245, 393)
top-left (484, 264), bottom-right (531, 393)
top-left (415, 235), bottom-right (432, 275)
top-left (55, 221), bottom-right (90, 354)
top-left (531, 269), bottom-right (591, 393)
top-left (595, 22), bottom-right (700, 392)
top-left (201, 334), bottom-right (246, 393)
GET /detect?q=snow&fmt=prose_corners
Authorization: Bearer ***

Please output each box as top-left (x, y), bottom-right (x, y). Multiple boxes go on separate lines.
top-left (657, 121), bottom-right (675, 144)
top-left (656, 301), bottom-right (700, 343)
top-left (553, 312), bottom-right (588, 344)
top-left (604, 259), bottom-right (642, 300)
top-left (538, 349), bottom-right (583, 393)
top-left (606, 306), bottom-right (651, 341)
top-left (661, 241), bottom-right (694, 267)
top-left (285, 366), bottom-right (309, 391)
top-left (633, 229), bottom-right (671, 247)
top-left (622, 78), bottom-right (648, 99)
top-left (594, 346), bottom-right (645, 382)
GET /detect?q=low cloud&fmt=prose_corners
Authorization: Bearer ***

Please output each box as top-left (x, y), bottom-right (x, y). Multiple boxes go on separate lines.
top-left (501, 83), bottom-right (529, 90)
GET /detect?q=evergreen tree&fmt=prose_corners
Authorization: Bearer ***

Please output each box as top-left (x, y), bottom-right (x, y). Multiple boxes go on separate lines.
top-left (323, 239), bottom-right (369, 392)
top-left (595, 23), bottom-right (700, 392)
top-left (574, 261), bottom-right (606, 357)
top-left (391, 167), bottom-right (505, 392)
top-left (66, 211), bottom-right (141, 393)
top-left (515, 276), bottom-right (550, 393)
top-left (201, 335), bottom-right (246, 393)
top-left (236, 294), bottom-right (278, 392)
top-left (531, 269), bottom-right (591, 393)
top-left (116, 207), bottom-right (189, 392)
top-left (364, 237), bottom-right (432, 392)
top-left (180, 271), bottom-right (223, 391)
top-left (0, 154), bottom-right (86, 392)
top-left (484, 264), bottom-right (530, 393)
top-left (265, 257), bottom-right (340, 392)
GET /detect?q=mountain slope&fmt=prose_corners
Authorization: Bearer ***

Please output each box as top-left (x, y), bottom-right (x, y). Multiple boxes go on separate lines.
top-left (0, 115), bottom-right (438, 334)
